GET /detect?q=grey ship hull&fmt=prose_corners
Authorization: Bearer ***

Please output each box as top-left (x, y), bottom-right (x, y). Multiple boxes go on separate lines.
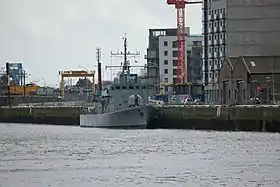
top-left (80, 105), bottom-right (154, 128)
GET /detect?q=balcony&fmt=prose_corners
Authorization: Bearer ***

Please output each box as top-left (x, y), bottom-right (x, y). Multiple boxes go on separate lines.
top-left (209, 39), bottom-right (214, 46)
top-left (214, 52), bottom-right (218, 58)
top-left (220, 25), bottom-right (226, 32)
top-left (220, 12), bottom-right (226, 19)
top-left (216, 13), bottom-right (220, 20)
top-left (220, 38), bottom-right (225, 45)
top-left (214, 76), bottom-right (218, 83)
top-left (214, 39), bottom-right (218, 45)
top-left (216, 26), bottom-right (220, 33)
top-left (208, 14), bottom-right (214, 21)
top-left (208, 27), bottom-right (213, 33)
top-left (220, 51), bottom-right (225, 58)
top-left (214, 63), bottom-right (219, 70)
top-left (214, 26), bottom-right (218, 33)
top-left (214, 13), bottom-right (218, 20)
top-left (208, 63), bottom-right (213, 71)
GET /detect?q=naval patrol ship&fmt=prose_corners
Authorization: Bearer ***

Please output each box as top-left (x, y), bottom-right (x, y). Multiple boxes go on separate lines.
top-left (80, 35), bottom-right (156, 128)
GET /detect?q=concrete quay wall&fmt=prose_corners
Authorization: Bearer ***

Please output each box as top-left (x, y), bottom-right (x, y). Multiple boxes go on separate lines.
top-left (0, 96), bottom-right (61, 106)
top-left (1, 105), bottom-right (280, 133)
top-left (0, 107), bottom-right (87, 126)
top-left (152, 105), bottom-right (280, 132)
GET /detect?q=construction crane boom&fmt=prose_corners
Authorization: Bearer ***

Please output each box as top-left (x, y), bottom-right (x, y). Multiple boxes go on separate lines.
top-left (166, 0), bottom-right (202, 84)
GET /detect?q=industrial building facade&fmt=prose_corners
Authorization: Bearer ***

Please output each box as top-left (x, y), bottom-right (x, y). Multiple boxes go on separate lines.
top-left (146, 28), bottom-right (203, 94)
top-left (202, 0), bottom-right (280, 104)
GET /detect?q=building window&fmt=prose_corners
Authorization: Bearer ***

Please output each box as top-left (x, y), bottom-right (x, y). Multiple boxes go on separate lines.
top-left (164, 51), bottom-right (168, 56)
top-left (164, 69), bottom-right (168, 74)
top-left (164, 78), bottom-right (168, 83)
top-left (164, 41), bottom-right (168, 46)
top-left (164, 60), bottom-right (168, 65)
top-left (172, 51), bottom-right (178, 57)
top-left (194, 50), bottom-right (201, 56)
top-left (173, 69), bottom-right (177, 75)
top-left (215, 72), bottom-right (218, 78)
top-left (172, 41), bottom-right (178, 48)
top-left (193, 41), bottom-right (202, 46)
top-left (173, 60), bottom-right (178, 66)
top-left (215, 47), bottom-right (218, 52)
top-left (173, 78), bottom-right (178, 84)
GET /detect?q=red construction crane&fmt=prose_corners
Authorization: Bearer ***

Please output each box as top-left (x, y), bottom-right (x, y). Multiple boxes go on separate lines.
top-left (167, 0), bottom-right (202, 84)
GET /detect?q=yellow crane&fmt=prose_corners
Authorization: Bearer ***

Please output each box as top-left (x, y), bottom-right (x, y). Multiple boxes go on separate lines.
top-left (58, 70), bottom-right (95, 99)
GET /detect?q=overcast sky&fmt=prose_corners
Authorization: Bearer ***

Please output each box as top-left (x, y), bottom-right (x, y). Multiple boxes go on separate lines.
top-left (0, 0), bottom-right (202, 86)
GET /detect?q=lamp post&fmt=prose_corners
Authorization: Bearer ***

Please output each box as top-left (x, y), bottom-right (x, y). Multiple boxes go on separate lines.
top-left (237, 80), bottom-right (244, 104)
top-left (272, 57), bottom-right (276, 104)
top-left (5, 62), bottom-right (11, 107)
top-left (251, 80), bottom-right (258, 98)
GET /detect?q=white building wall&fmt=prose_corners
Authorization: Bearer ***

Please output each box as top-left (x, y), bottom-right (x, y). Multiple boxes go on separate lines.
top-left (158, 35), bottom-right (203, 92)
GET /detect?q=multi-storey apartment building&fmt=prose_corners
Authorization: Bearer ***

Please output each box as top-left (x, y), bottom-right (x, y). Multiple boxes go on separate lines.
top-left (158, 35), bottom-right (202, 89)
top-left (146, 27), bottom-right (203, 94)
top-left (202, 0), bottom-right (226, 104)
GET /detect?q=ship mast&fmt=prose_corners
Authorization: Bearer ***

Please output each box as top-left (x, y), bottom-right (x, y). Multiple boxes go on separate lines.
top-left (109, 34), bottom-right (140, 79)
top-left (123, 35), bottom-right (128, 74)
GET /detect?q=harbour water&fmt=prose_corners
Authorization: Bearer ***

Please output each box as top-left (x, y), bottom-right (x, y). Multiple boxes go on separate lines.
top-left (0, 124), bottom-right (280, 187)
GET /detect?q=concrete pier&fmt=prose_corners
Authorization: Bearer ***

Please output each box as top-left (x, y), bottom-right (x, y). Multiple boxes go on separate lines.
top-left (0, 106), bottom-right (86, 126)
top-left (148, 105), bottom-right (280, 132)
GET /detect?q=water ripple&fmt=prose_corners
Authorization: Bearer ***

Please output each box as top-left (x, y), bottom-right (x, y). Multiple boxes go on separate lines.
top-left (0, 124), bottom-right (280, 187)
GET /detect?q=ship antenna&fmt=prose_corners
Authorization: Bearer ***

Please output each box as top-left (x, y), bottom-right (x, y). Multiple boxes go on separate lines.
top-left (123, 33), bottom-right (129, 75)
top-left (109, 33), bottom-right (140, 84)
